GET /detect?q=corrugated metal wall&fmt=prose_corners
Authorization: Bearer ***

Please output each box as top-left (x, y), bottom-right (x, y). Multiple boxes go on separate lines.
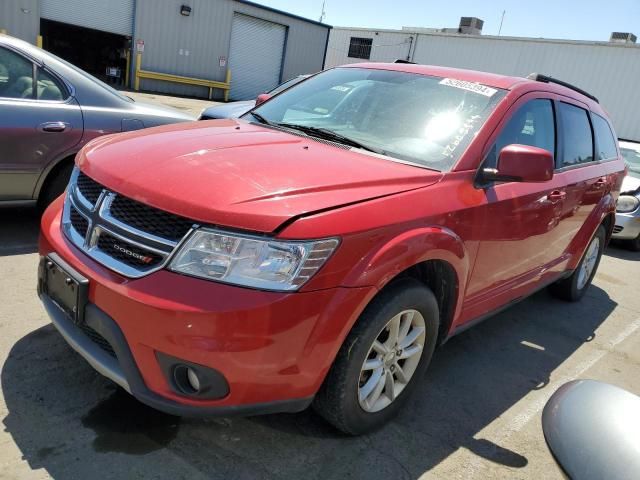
top-left (135, 0), bottom-right (329, 99)
top-left (0, 0), bottom-right (39, 43)
top-left (325, 28), bottom-right (640, 141)
top-left (325, 28), bottom-right (414, 67)
top-left (41, 0), bottom-right (134, 36)
top-left (412, 34), bottom-right (640, 141)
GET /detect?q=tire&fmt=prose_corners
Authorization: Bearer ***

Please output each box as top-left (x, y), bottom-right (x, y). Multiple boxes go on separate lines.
top-left (38, 162), bottom-right (73, 210)
top-left (313, 278), bottom-right (440, 435)
top-left (549, 225), bottom-right (606, 302)
top-left (626, 234), bottom-right (640, 252)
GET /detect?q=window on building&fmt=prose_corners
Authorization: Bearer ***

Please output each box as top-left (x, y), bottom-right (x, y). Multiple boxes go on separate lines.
top-left (484, 99), bottom-right (556, 169)
top-left (558, 102), bottom-right (594, 167)
top-left (348, 37), bottom-right (373, 60)
top-left (591, 113), bottom-right (618, 160)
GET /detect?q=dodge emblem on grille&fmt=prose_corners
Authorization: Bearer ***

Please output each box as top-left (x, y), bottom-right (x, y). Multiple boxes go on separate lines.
top-left (112, 244), bottom-right (154, 264)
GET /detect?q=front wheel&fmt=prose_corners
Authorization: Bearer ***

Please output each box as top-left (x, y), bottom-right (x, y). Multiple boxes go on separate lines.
top-left (549, 225), bottom-right (606, 302)
top-left (313, 279), bottom-right (439, 435)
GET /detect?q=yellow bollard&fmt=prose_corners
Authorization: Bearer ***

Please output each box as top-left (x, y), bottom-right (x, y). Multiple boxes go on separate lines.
top-left (134, 52), bottom-right (141, 91)
top-left (36, 35), bottom-right (43, 48)
top-left (125, 49), bottom-right (131, 88)
top-left (224, 69), bottom-right (231, 102)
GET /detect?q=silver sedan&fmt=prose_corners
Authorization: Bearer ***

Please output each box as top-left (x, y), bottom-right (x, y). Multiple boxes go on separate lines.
top-left (0, 34), bottom-right (193, 207)
top-left (613, 140), bottom-right (640, 250)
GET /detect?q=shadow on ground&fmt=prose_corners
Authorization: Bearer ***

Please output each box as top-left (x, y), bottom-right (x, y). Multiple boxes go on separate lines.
top-left (1, 285), bottom-right (616, 479)
top-left (605, 241), bottom-right (640, 261)
top-left (0, 207), bottom-right (40, 256)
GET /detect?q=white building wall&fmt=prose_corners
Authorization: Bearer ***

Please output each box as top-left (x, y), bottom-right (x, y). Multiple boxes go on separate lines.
top-left (325, 28), bottom-right (640, 141)
top-left (325, 27), bottom-right (415, 67)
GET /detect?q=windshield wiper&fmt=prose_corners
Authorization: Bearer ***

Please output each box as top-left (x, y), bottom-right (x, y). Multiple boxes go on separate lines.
top-left (276, 123), bottom-right (385, 154)
top-left (250, 112), bottom-right (273, 126)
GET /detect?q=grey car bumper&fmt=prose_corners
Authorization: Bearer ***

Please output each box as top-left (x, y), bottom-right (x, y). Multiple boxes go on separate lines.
top-left (612, 210), bottom-right (640, 240)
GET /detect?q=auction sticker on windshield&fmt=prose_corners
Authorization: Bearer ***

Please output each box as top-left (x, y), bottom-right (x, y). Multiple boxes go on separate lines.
top-left (439, 78), bottom-right (498, 97)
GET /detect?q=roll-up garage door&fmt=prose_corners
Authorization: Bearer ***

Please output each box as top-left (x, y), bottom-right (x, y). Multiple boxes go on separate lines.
top-left (229, 14), bottom-right (287, 100)
top-left (40, 0), bottom-right (134, 36)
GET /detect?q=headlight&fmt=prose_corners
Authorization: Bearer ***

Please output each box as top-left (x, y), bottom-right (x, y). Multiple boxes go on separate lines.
top-left (169, 229), bottom-right (339, 291)
top-left (617, 195), bottom-right (640, 213)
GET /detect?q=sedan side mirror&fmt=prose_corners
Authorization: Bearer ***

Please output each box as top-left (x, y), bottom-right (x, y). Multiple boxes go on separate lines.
top-left (255, 93), bottom-right (271, 106)
top-left (482, 144), bottom-right (554, 184)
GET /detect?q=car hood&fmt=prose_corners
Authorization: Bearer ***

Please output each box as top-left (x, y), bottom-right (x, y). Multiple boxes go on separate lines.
top-left (78, 119), bottom-right (441, 233)
top-left (621, 174), bottom-right (640, 194)
top-left (200, 101), bottom-right (256, 119)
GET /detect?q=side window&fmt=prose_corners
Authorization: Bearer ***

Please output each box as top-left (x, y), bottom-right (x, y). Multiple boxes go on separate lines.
top-left (0, 46), bottom-right (34, 99)
top-left (558, 102), bottom-right (594, 167)
top-left (592, 113), bottom-right (618, 160)
top-left (35, 67), bottom-right (66, 101)
top-left (484, 99), bottom-right (555, 169)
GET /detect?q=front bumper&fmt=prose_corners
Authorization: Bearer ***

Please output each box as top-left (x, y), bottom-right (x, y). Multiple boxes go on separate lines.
top-left (39, 198), bottom-right (376, 416)
top-left (612, 210), bottom-right (640, 240)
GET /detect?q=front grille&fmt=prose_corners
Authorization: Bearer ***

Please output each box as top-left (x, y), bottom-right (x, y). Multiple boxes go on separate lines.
top-left (62, 168), bottom-right (196, 278)
top-left (70, 206), bottom-right (89, 237)
top-left (77, 172), bottom-right (103, 205)
top-left (613, 225), bottom-right (624, 234)
top-left (77, 323), bottom-right (117, 358)
top-left (97, 231), bottom-right (164, 269)
top-left (110, 195), bottom-right (193, 242)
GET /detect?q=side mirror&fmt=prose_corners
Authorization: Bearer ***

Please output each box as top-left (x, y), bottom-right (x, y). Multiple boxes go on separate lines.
top-left (482, 144), bottom-right (554, 184)
top-left (255, 93), bottom-right (271, 106)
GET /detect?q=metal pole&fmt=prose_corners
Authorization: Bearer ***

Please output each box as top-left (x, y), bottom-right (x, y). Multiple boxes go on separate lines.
top-left (134, 53), bottom-right (141, 91)
top-left (125, 50), bottom-right (131, 87)
top-left (498, 10), bottom-right (506, 36)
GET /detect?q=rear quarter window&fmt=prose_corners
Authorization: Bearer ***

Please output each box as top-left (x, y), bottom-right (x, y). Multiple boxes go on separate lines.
top-left (558, 102), bottom-right (594, 167)
top-left (591, 113), bottom-right (618, 160)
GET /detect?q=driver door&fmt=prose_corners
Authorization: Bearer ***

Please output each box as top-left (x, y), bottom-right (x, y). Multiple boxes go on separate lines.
top-left (464, 95), bottom-right (572, 319)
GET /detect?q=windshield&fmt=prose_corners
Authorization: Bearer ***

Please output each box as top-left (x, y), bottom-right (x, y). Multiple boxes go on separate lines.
top-left (621, 147), bottom-right (640, 180)
top-left (247, 67), bottom-right (505, 171)
top-left (268, 76), bottom-right (307, 96)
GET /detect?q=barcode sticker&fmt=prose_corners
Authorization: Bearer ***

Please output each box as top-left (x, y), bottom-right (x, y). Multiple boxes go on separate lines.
top-left (439, 78), bottom-right (498, 97)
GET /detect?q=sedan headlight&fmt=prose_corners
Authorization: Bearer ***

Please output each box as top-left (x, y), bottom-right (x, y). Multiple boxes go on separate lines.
top-left (169, 229), bottom-right (339, 291)
top-left (616, 195), bottom-right (640, 213)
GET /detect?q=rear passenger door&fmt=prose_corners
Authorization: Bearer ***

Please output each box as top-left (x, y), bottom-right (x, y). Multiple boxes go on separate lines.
top-left (0, 45), bottom-right (83, 201)
top-left (552, 101), bottom-right (608, 245)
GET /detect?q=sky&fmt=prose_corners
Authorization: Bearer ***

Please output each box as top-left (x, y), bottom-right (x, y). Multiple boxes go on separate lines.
top-left (249, 0), bottom-right (640, 42)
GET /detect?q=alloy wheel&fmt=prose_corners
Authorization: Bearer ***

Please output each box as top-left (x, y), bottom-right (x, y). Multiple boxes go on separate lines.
top-left (358, 309), bottom-right (426, 413)
top-left (577, 236), bottom-right (600, 290)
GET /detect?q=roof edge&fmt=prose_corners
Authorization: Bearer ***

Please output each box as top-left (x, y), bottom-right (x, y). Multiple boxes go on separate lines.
top-left (234, 0), bottom-right (332, 28)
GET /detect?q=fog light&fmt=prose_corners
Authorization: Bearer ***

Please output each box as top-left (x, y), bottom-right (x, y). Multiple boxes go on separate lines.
top-left (186, 367), bottom-right (200, 392)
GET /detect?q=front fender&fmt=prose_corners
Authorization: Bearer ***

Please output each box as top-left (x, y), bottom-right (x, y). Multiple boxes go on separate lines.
top-left (343, 226), bottom-right (469, 292)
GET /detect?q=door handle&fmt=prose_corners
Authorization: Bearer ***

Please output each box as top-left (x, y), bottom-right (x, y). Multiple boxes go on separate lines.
top-left (594, 177), bottom-right (607, 188)
top-left (548, 190), bottom-right (566, 202)
top-left (39, 121), bottom-right (69, 133)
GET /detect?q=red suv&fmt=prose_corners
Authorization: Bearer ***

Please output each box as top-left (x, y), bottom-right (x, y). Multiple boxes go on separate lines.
top-left (39, 63), bottom-right (625, 434)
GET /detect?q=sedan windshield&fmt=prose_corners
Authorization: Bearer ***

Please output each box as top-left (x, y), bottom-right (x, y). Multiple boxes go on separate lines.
top-left (247, 67), bottom-right (505, 171)
top-left (621, 147), bottom-right (640, 180)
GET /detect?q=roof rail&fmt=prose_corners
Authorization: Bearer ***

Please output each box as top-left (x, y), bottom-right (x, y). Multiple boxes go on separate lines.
top-left (394, 59), bottom-right (416, 64)
top-left (527, 73), bottom-right (599, 103)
